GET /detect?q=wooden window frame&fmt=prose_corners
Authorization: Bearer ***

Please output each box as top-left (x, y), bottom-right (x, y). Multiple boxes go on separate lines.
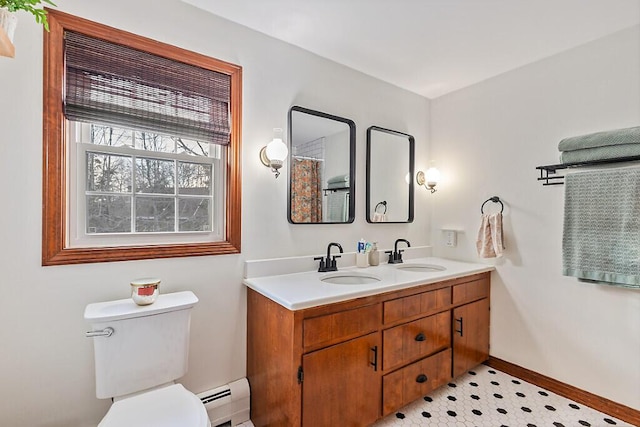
top-left (42, 10), bottom-right (242, 265)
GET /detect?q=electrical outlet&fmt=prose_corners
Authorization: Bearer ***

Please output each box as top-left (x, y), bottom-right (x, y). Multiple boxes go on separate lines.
top-left (444, 230), bottom-right (457, 247)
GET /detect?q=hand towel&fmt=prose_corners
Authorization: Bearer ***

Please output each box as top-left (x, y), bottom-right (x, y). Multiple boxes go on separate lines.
top-left (558, 126), bottom-right (640, 152)
top-left (326, 191), bottom-right (348, 222)
top-left (372, 212), bottom-right (387, 222)
top-left (476, 213), bottom-right (504, 258)
top-left (562, 167), bottom-right (640, 288)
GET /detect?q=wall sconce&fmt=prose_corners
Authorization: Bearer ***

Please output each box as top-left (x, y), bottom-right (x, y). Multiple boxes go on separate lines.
top-left (259, 128), bottom-right (288, 178)
top-left (416, 166), bottom-right (440, 193)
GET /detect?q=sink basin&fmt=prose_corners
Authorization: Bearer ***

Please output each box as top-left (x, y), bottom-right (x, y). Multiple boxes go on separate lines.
top-left (320, 272), bottom-right (381, 285)
top-left (396, 263), bottom-right (446, 273)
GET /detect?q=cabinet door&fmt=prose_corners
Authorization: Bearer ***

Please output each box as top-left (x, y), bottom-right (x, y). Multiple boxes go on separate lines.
top-left (452, 298), bottom-right (489, 377)
top-left (302, 332), bottom-right (380, 427)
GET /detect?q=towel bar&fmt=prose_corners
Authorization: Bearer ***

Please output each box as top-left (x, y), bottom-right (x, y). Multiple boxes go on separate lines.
top-left (481, 196), bottom-right (504, 214)
top-left (375, 201), bottom-right (387, 214)
top-left (536, 155), bottom-right (640, 186)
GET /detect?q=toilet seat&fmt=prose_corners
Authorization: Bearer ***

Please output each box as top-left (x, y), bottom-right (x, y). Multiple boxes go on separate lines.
top-left (99, 384), bottom-right (210, 427)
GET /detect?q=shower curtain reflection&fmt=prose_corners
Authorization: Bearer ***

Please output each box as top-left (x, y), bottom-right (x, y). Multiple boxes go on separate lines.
top-left (290, 158), bottom-right (322, 223)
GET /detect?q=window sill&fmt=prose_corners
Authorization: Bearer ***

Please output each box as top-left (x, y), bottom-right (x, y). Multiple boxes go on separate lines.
top-left (42, 241), bottom-right (240, 266)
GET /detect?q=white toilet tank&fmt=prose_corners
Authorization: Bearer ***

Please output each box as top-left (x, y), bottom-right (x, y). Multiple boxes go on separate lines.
top-left (84, 291), bottom-right (198, 399)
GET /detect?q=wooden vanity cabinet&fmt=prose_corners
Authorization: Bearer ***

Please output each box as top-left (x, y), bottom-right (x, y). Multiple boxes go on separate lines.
top-left (452, 298), bottom-right (490, 377)
top-left (452, 277), bottom-right (490, 377)
top-left (302, 332), bottom-right (381, 426)
top-left (300, 303), bottom-right (382, 426)
top-left (247, 271), bottom-right (490, 427)
top-left (380, 286), bottom-right (453, 416)
top-left (246, 291), bottom-right (382, 427)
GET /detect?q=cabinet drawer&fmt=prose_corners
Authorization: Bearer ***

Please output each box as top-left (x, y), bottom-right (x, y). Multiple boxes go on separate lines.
top-left (383, 311), bottom-right (450, 371)
top-left (383, 287), bottom-right (451, 324)
top-left (452, 277), bottom-right (489, 305)
top-left (303, 304), bottom-right (381, 350)
top-left (382, 348), bottom-right (452, 416)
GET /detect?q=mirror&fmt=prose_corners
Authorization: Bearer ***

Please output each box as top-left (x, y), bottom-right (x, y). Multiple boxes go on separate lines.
top-left (288, 106), bottom-right (356, 224)
top-left (366, 126), bottom-right (414, 223)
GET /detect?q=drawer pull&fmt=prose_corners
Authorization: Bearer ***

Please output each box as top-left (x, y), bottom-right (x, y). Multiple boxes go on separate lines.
top-left (370, 346), bottom-right (378, 371)
top-left (414, 332), bottom-right (426, 342)
top-left (416, 374), bottom-right (428, 383)
top-left (455, 317), bottom-right (464, 337)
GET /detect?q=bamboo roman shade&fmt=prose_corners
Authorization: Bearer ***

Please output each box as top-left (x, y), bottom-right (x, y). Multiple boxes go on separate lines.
top-left (64, 31), bottom-right (231, 145)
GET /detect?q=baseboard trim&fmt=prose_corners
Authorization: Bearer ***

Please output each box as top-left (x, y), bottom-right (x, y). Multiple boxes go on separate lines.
top-left (485, 356), bottom-right (640, 426)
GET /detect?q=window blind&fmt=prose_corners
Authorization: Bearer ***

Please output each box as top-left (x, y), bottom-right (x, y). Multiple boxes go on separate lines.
top-left (64, 31), bottom-right (231, 145)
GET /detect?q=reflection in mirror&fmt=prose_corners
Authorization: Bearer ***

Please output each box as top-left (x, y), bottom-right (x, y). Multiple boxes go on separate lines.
top-left (288, 106), bottom-right (356, 224)
top-left (366, 126), bottom-right (414, 223)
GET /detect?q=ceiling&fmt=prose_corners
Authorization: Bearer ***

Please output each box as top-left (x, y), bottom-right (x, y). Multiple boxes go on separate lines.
top-left (182, 0), bottom-right (640, 99)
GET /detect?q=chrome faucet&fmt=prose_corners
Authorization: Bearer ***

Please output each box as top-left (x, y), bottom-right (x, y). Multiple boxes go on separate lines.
top-left (314, 242), bottom-right (343, 272)
top-left (386, 238), bottom-right (411, 264)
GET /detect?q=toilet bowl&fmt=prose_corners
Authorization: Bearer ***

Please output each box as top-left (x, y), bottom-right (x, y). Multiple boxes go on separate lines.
top-left (85, 291), bottom-right (209, 427)
top-left (99, 384), bottom-right (210, 427)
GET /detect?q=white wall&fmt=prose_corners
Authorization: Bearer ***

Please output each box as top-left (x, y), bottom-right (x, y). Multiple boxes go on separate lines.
top-left (430, 25), bottom-right (640, 409)
top-left (322, 130), bottom-right (350, 222)
top-left (0, 1), bottom-right (429, 425)
top-left (323, 130), bottom-right (351, 184)
top-left (4, 1), bottom-right (636, 425)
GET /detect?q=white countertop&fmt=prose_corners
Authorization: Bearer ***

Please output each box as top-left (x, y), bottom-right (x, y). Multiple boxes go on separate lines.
top-left (243, 257), bottom-right (494, 310)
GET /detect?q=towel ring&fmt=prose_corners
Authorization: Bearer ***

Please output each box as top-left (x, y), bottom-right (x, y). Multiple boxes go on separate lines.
top-left (481, 196), bottom-right (504, 214)
top-left (375, 201), bottom-right (387, 214)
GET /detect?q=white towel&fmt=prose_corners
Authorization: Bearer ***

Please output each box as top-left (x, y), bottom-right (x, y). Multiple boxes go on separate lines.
top-left (476, 213), bottom-right (504, 258)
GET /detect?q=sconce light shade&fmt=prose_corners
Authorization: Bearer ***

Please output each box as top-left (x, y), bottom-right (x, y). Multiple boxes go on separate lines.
top-left (260, 128), bottom-right (288, 178)
top-left (416, 167), bottom-right (440, 193)
top-left (425, 167), bottom-right (441, 187)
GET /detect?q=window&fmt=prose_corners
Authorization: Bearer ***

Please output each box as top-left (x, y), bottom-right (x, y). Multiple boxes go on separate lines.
top-left (43, 10), bottom-right (242, 265)
top-left (69, 123), bottom-right (224, 247)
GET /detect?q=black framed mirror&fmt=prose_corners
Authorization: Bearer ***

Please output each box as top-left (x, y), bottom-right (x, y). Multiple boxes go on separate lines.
top-left (366, 126), bottom-right (414, 223)
top-left (288, 106), bottom-right (356, 224)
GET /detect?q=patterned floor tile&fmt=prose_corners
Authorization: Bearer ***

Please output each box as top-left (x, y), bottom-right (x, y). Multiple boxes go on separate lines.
top-left (372, 364), bottom-right (633, 427)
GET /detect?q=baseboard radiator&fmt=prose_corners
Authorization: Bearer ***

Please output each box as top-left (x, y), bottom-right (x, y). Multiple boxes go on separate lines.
top-left (197, 378), bottom-right (251, 427)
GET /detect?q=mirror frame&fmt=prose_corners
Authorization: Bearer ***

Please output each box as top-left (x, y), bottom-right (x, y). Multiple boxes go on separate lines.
top-left (287, 105), bottom-right (356, 224)
top-left (366, 126), bottom-right (415, 223)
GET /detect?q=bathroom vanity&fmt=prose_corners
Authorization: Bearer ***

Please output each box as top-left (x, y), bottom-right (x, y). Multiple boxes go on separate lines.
top-left (245, 258), bottom-right (492, 426)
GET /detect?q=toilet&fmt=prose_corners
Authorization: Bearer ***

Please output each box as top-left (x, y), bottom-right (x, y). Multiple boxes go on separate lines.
top-left (85, 291), bottom-right (211, 427)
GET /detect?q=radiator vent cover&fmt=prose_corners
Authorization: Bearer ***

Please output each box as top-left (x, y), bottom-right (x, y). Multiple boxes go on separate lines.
top-left (197, 378), bottom-right (250, 427)
top-left (200, 387), bottom-right (231, 405)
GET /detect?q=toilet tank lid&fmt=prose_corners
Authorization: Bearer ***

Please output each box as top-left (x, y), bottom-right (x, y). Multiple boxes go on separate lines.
top-left (85, 291), bottom-right (198, 322)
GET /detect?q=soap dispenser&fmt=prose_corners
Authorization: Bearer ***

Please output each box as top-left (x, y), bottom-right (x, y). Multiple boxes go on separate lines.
top-left (369, 242), bottom-right (380, 266)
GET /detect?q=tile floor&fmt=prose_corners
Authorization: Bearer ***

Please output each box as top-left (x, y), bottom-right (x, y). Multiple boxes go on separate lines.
top-left (372, 364), bottom-right (633, 427)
